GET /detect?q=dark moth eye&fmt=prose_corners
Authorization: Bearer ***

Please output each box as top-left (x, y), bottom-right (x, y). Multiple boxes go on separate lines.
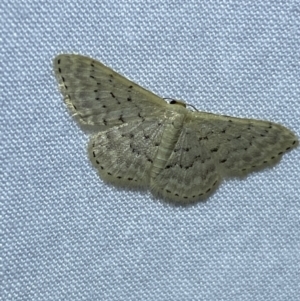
top-left (170, 100), bottom-right (177, 104)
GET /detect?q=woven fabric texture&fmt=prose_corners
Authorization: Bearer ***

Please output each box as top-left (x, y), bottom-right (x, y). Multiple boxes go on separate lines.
top-left (2, 1), bottom-right (300, 300)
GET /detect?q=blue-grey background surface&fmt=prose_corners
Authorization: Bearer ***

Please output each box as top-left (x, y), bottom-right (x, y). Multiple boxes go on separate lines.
top-left (2, 1), bottom-right (300, 300)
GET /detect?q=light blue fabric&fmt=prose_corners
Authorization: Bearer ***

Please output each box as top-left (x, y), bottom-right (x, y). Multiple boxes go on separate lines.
top-left (2, 1), bottom-right (300, 300)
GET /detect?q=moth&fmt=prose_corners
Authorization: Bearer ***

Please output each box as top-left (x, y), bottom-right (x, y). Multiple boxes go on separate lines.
top-left (53, 54), bottom-right (298, 203)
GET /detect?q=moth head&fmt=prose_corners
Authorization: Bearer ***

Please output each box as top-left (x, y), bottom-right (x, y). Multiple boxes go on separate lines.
top-left (169, 99), bottom-right (187, 108)
top-left (167, 98), bottom-right (199, 112)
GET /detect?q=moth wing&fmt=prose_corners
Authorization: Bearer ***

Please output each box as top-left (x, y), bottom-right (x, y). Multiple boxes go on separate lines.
top-left (53, 54), bottom-right (167, 128)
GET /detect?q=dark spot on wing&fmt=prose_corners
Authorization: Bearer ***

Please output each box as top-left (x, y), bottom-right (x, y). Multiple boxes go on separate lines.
top-left (138, 113), bottom-right (145, 121)
top-left (199, 136), bottom-right (208, 141)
